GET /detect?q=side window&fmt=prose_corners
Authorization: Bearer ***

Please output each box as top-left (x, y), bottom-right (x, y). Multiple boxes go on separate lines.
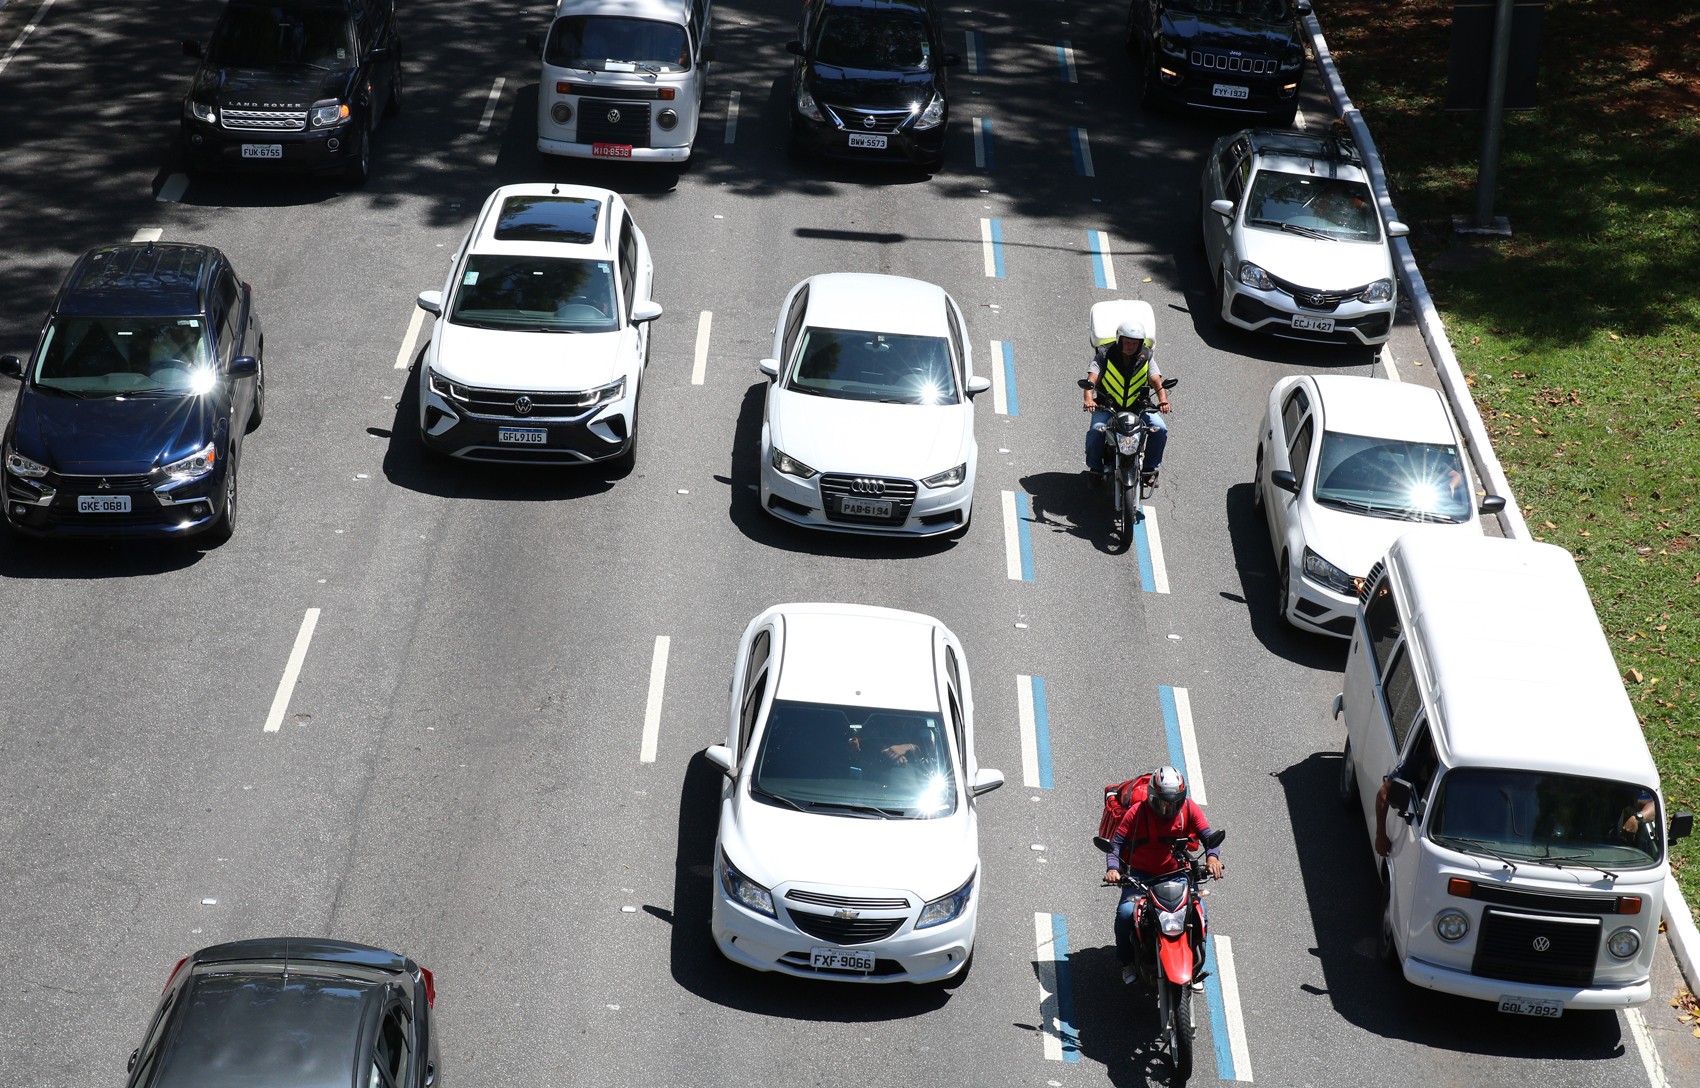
top-left (1279, 386), bottom-right (1309, 439)
top-left (1402, 723), bottom-right (1439, 802)
top-left (1381, 644), bottom-right (1424, 751)
top-left (1286, 416), bottom-right (1315, 478)
top-left (1362, 579), bottom-right (1402, 672)
top-left (381, 1006), bottom-right (411, 1087)
top-left (738, 672), bottom-right (767, 759)
top-left (690, 2), bottom-right (705, 49)
top-left (215, 269), bottom-right (242, 357)
top-left (618, 215), bottom-right (638, 317)
top-left (945, 303), bottom-right (965, 380)
top-left (946, 690), bottom-right (966, 770)
top-left (127, 984), bottom-right (182, 1088)
top-left (1216, 144), bottom-right (1240, 197)
top-left (780, 285), bottom-right (810, 362)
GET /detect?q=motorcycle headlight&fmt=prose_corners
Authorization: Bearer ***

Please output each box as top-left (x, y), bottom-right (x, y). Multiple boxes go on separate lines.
top-left (1359, 278), bottom-right (1395, 303)
top-left (1157, 906), bottom-right (1189, 937)
top-left (585, 376), bottom-right (627, 407)
top-left (1301, 546), bottom-right (1356, 594)
top-left (310, 102), bottom-right (351, 128)
top-left (719, 849), bottom-right (775, 917)
top-left (921, 462), bottom-right (966, 488)
top-left (913, 90), bottom-right (946, 131)
top-left (1115, 432), bottom-right (1141, 455)
top-left (163, 442), bottom-right (218, 482)
top-left (187, 101), bottom-right (217, 124)
top-left (769, 446), bottom-right (818, 480)
top-left (1433, 909), bottom-right (1470, 943)
top-left (916, 873), bottom-right (974, 929)
top-left (4, 447), bottom-right (49, 479)
top-left (1606, 926), bottom-right (1641, 959)
top-left (1237, 261), bottom-right (1275, 291)
top-left (795, 82), bottom-right (824, 122)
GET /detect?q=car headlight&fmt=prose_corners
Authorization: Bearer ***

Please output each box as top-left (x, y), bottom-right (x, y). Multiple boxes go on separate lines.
top-left (4, 447), bottom-right (49, 479)
top-left (1433, 909), bottom-right (1470, 943)
top-left (719, 849), bottom-right (775, 917)
top-left (912, 90), bottom-right (945, 131)
top-left (187, 101), bottom-right (217, 124)
top-left (769, 447), bottom-right (817, 480)
top-left (1358, 278), bottom-right (1395, 303)
top-left (585, 376), bottom-right (627, 407)
top-left (1606, 926), bottom-right (1641, 959)
top-left (1157, 35), bottom-right (1187, 60)
top-left (426, 369), bottom-right (462, 400)
top-left (310, 102), bottom-right (351, 128)
top-left (1301, 546), bottom-right (1357, 594)
top-left (1237, 261), bottom-right (1275, 291)
top-left (915, 873), bottom-right (974, 929)
top-left (1279, 52), bottom-right (1304, 72)
top-left (657, 108), bottom-right (679, 130)
top-left (163, 442), bottom-right (217, 482)
top-left (921, 462), bottom-right (966, 489)
top-left (795, 82), bottom-right (823, 122)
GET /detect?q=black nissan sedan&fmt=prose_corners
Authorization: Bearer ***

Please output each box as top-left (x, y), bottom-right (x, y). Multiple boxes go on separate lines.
top-left (123, 938), bottom-right (439, 1088)
top-left (787, 0), bottom-right (959, 172)
top-left (0, 242), bottom-right (263, 545)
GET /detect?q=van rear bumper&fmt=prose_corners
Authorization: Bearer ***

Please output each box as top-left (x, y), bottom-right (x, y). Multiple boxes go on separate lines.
top-left (537, 136), bottom-right (690, 162)
top-left (1404, 956), bottom-right (1650, 1010)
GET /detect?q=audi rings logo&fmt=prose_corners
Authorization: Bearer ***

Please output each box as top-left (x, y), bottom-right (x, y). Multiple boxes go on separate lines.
top-left (1532, 936), bottom-right (1552, 952)
top-left (863, 115), bottom-right (876, 129)
top-left (513, 395), bottom-right (534, 416)
top-left (849, 478), bottom-right (886, 495)
top-left (607, 108), bottom-right (622, 124)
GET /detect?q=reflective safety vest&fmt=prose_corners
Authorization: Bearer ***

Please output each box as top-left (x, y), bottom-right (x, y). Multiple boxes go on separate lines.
top-left (1095, 345), bottom-right (1151, 410)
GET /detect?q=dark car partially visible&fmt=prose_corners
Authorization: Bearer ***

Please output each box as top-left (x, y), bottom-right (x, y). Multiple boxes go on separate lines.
top-left (124, 938), bottom-right (439, 1088)
top-left (0, 242), bottom-right (263, 545)
top-left (1124, 0), bottom-right (1310, 125)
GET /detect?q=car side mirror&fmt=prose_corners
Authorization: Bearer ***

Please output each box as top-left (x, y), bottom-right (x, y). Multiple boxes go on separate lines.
top-left (525, 31), bottom-right (543, 56)
top-left (970, 768), bottom-right (1004, 796)
top-left (1270, 469), bottom-right (1299, 494)
top-left (1478, 494), bottom-right (1506, 515)
top-left (785, 40), bottom-right (803, 56)
top-left (229, 356), bottom-right (259, 378)
top-left (1386, 220), bottom-right (1410, 239)
top-left (758, 358), bottom-right (780, 378)
top-left (1669, 810), bottom-right (1694, 843)
top-left (700, 44), bottom-right (717, 63)
top-left (705, 745), bottom-right (735, 778)
top-left (1386, 777), bottom-right (1414, 817)
top-left (128, 1049), bottom-right (140, 1073)
top-left (369, 45), bottom-right (394, 62)
top-left (0, 354), bottom-right (22, 379)
top-left (942, 53), bottom-right (962, 67)
top-left (416, 290), bottom-right (443, 316)
top-left (1210, 198), bottom-right (1236, 219)
top-left (631, 300), bottom-right (663, 323)
top-left (424, 1061), bottom-right (437, 1088)
top-left (965, 375), bottom-right (991, 397)
top-left (1201, 828), bottom-right (1226, 851)
top-left (182, 39), bottom-right (203, 60)
top-left (1296, 0), bottom-right (1313, 14)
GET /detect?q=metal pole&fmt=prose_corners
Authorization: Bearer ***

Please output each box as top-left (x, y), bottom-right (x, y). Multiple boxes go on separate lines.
top-left (1474, 0), bottom-right (1515, 228)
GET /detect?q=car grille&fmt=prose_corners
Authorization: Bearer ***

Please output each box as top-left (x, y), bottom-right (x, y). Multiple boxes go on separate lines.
top-left (1190, 49), bottom-right (1277, 76)
top-left (436, 381), bottom-right (603, 420)
top-left (789, 911), bottom-right (905, 945)
top-left (1471, 908), bottom-right (1600, 988)
top-left (1267, 272), bottom-right (1366, 312)
top-left (823, 105), bottom-right (909, 134)
top-left (785, 889), bottom-right (911, 911)
top-left (818, 475), bottom-right (918, 524)
top-left (576, 99), bottom-right (651, 146)
top-left (56, 472), bottom-right (154, 491)
top-left (221, 108), bottom-right (308, 132)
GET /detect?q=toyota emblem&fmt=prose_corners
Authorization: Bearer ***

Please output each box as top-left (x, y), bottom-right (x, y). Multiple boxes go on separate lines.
top-left (1532, 936), bottom-right (1551, 952)
top-left (1302, 293), bottom-right (1325, 308)
top-left (863, 116), bottom-right (876, 129)
top-left (607, 108), bottom-right (621, 124)
top-left (514, 395), bottom-right (534, 416)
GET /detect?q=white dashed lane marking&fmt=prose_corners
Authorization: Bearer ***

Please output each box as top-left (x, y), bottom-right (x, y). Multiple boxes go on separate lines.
top-left (263, 608), bottom-right (321, 733)
top-left (0, 0), bottom-right (56, 78)
top-left (724, 91), bottom-right (741, 143)
top-left (477, 77), bottom-right (505, 134)
top-left (130, 228), bottom-right (163, 243)
top-left (156, 175), bottom-right (188, 203)
top-left (691, 310), bottom-right (712, 386)
top-left (639, 635), bottom-right (671, 763)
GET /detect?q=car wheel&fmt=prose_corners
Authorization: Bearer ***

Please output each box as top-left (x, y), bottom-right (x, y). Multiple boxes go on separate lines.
top-left (919, 154), bottom-right (945, 175)
top-left (1339, 738), bottom-right (1357, 808)
top-left (346, 127), bottom-right (371, 186)
top-left (613, 388), bottom-right (641, 473)
top-left (385, 55), bottom-right (403, 118)
top-left (206, 459), bottom-right (238, 546)
top-left (1278, 553), bottom-right (1293, 624)
top-left (1211, 268), bottom-right (1229, 329)
top-left (245, 351), bottom-right (265, 432)
top-left (1251, 449), bottom-right (1264, 512)
top-left (1138, 46), bottom-right (1162, 110)
top-left (1270, 97), bottom-right (1299, 128)
top-left (1377, 876), bottom-right (1399, 967)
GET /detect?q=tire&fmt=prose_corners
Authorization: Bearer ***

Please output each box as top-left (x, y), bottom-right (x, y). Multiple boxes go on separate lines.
top-left (346, 127), bottom-right (371, 186)
top-left (612, 387), bottom-right (641, 473)
top-left (1138, 47), bottom-right (1162, 111)
top-left (245, 351), bottom-right (265, 432)
top-left (1377, 876), bottom-right (1399, 967)
top-left (385, 56), bottom-right (403, 118)
top-left (1270, 97), bottom-right (1298, 128)
top-left (1252, 449), bottom-right (1264, 512)
top-left (1171, 982), bottom-right (1196, 1084)
top-left (1211, 268), bottom-right (1230, 329)
top-left (918, 154), bottom-right (944, 175)
top-left (1278, 553), bottom-right (1293, 624)
top-left (1125, 480), bottom-right (1141, 525)
top-left (1339, 738), bottom-right (1357, 808)
top-left (205, 459), bottom-right (238, 546)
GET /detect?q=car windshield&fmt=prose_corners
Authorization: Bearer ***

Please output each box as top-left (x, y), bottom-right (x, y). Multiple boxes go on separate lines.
top-left (750, 700), bottom-right (958, 819)
top-left (449, 255), bottom-right (619, 333)
top-left (787, 327), bottom-right (958, 404)
top-left (1312, 431), bottom-right (1472, 521)
top-left (1429, 769), bottom-right (1664, 870)
top-left (1245, 171), bottom-right (1381, 242)
top-left (207, 2), bottom-right (356, 69)
top-left (815, 11), bottom-right (931, 70)
top-left (545, 16), bottom-right (690, 72)
top-left (1165, 0), bottom-right (1294, 19)
top-left (31, 316), bottom-right (216, 397)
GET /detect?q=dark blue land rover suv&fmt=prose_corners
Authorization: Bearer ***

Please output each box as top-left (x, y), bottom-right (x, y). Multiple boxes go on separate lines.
top-left (0, 243), bottom-right (264, 545)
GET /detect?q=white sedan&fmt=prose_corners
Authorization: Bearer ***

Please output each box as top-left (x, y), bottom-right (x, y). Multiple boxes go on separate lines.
top-left (705, 603), bottom-right (1004, 984)
top-left (1254, 374), bottom-right (1505, 636)
top-left (759, 274), bottom-right (990, 537)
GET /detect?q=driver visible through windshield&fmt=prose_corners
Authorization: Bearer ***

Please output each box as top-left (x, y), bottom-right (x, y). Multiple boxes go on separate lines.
top-left (1312, 431), bottom-right (1471, 521)
top-left (750, 700), bottom-right (958, 819)
top-left (545, 16), bottom-right (691, 72)
top-left (32, 316), bottom-right (214, 397)
top-left (1429, 769), bottom-right (1665, 870)
top-left (449, 256), bottom-right (620, 334)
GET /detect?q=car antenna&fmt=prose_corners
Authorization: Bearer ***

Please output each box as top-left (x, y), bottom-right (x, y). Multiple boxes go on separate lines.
top-left (551, 182), bottom-right (560, 194)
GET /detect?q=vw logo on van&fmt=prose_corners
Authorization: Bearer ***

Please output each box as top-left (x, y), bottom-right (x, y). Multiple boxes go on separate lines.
top-left (1532, 936), bottom-right (1551, 952)
top-left (607, 108), bottom-right (622, 124)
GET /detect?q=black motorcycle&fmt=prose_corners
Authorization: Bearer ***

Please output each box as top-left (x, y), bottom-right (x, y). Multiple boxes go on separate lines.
top-left (1079, 377), bottom-right (1178, 548)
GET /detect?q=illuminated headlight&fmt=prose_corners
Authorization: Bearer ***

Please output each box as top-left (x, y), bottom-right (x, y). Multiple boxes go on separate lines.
top-left (1433, 909), bottom-right (1470, 943)
top-left (657, 108), bottom-right (679, 130)
top-left (1115, 432), bottom-right (1141, 455)
top-left (1237, 261), bottom-right (1275, 291)
top-left (913, 90), bottom-right (945, 131)
top-left (1157, 906), bottom-right (1189, 938)
top-left (163, 442), bottom-right (218, 482)
top-left (1359, 278), bottom-right (1395, 303)
top-left (4, 447), bottom-right (48, 479)
top-left (310, 102), bottom-right (351, 127)
top-left (1606, 927), bottom-right (1641, 959)
top-left (719, 849), bottom-right (775, 917)
top-left (1302, 546), bottom-right (1356, 594)
top-left (426, 369), bottom-right (461, 400)
top-left (551, 101), bottom-right (574, 125)
top-left (187, 101), bottom-right (217, 124)
top-left (795, 82), bottom-right (824, 122)
top-left (921, 462), bottom-right (966, 488)
top-left (769, 447), bottom-right (817, 480)
top-left (585, 376), bottom-right (627, 406)
top-left (916, 873), bottom-right (974, 929)
top-left (1157, 35), bottom-right (1187, 60)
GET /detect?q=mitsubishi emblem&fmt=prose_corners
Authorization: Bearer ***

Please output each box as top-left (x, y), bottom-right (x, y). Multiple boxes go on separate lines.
top-left (1532, 936), bottom-right (1551, 952)
top-left (98, 478), bottom-right (111, 489)
top-left (514, 395), bottom-right (534, 416)
top-left (607, 108), bottom-right (622, 124)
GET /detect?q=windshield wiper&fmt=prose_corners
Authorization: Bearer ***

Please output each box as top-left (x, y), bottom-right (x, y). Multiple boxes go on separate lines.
top-left (1278, 222), bottom-right (1334, 241)
top-left (31, 385), bottom-right (93, 399)
top-left (1539, 853), bottom-right (1622, 880)
top-left (748, 785), bottom-right (806, 813)
top-left (805, 801), bottom-right (901, 819)
top-left (1437, 836), bottom-right (1523, 873)
top-left (523, 326), bottom-right (582, 334)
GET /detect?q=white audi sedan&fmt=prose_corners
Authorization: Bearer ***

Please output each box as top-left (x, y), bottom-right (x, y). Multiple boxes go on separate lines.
top-left (1254, 374), bottom-right (1505, 636)
top-left (705, 603), bottom-right (1004, 984)
top-left (414, 182), bottom-right (662, 465)
top-left (758, 274), bottom-right (990, 536)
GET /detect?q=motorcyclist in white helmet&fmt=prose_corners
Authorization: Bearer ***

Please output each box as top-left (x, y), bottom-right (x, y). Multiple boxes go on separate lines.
top-left (1082, 319), bottom-right (1171, 486)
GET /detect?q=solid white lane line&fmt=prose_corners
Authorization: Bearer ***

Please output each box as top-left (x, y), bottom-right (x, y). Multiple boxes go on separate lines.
top-left (1001, 490), bottom-right (1022, 580)
top-left (690, 310), bottom-right (712, 385)
top-left (980, 217), bottom-right (997, 278)
top-left (156, 175), bottom-right (188, 203)
top-left (1173, 686), bottom-right (1206, 805)
top-left (1018, 675), bottom-right (1040, 789)
top-left (1381, 342), bottom-right (1402, 382)
top-left (263, 608), bottom-right (321, 733)
top-left (130, 228), bottom-right (163, 243)
top-left (724, 91), bottom-right (741, 143)
top-left (394, 304), bottom-right (427, 369)
top-left (0, 0), bottom-right (55, 77)
top-left (476, 76), bottom-right (505, 134)
top-left (1215, 934), bottom-right (1255, 1081)
top-left (1141, 504), bottom-right (1169, 593)
top-left (990, 338), bottom-right (1008, 415)
top-left (639, 635), bottom-right (671, 763)
top-left (1628, 1006), bottom-right (1672, 1088)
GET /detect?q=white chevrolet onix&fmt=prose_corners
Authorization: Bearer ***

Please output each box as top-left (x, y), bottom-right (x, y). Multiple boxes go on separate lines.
top-left (758, 273), bottom-right (990, 537)
top-left (414, 182), bottom-right (662, 465)
top-left (706, 603), bottom-right (1004, 984)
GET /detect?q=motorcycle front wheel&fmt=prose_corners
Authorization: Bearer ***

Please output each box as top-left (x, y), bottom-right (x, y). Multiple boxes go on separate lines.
top-left (1172, 982), bottom-right (1195, 1083)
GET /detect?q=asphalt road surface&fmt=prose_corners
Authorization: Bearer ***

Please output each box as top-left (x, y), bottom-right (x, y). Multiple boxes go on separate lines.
top-left (1, 2), bottom-right (1693, 1087)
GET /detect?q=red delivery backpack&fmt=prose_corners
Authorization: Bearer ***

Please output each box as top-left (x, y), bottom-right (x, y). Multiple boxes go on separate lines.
top-left (1098, 773), bottom-right (1154, 841)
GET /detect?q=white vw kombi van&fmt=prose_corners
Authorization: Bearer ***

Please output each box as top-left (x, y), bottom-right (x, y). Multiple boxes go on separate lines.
top-left (529, 0), bottom-right (714, 162)
top-left (1336, 533), bottom-right (1691, 1015)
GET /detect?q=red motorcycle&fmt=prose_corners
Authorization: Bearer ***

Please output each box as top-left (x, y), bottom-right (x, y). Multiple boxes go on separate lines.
top-left (1094, 828), bottom-right (1225, 1084)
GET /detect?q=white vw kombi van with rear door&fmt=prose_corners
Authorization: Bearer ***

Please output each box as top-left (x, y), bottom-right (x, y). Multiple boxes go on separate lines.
top-left (530, 0), bottom-right (714, 162)
top-left (1336, 533), bottom-right (1691, 1016)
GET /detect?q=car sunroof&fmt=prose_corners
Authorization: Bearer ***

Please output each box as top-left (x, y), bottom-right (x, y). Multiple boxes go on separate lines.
top-left (493, 196), bottom-right (603, 243)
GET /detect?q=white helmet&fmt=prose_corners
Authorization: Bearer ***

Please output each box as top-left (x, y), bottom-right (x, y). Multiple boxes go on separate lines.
top-left (1117, 319), bottom-right (1148, 342)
